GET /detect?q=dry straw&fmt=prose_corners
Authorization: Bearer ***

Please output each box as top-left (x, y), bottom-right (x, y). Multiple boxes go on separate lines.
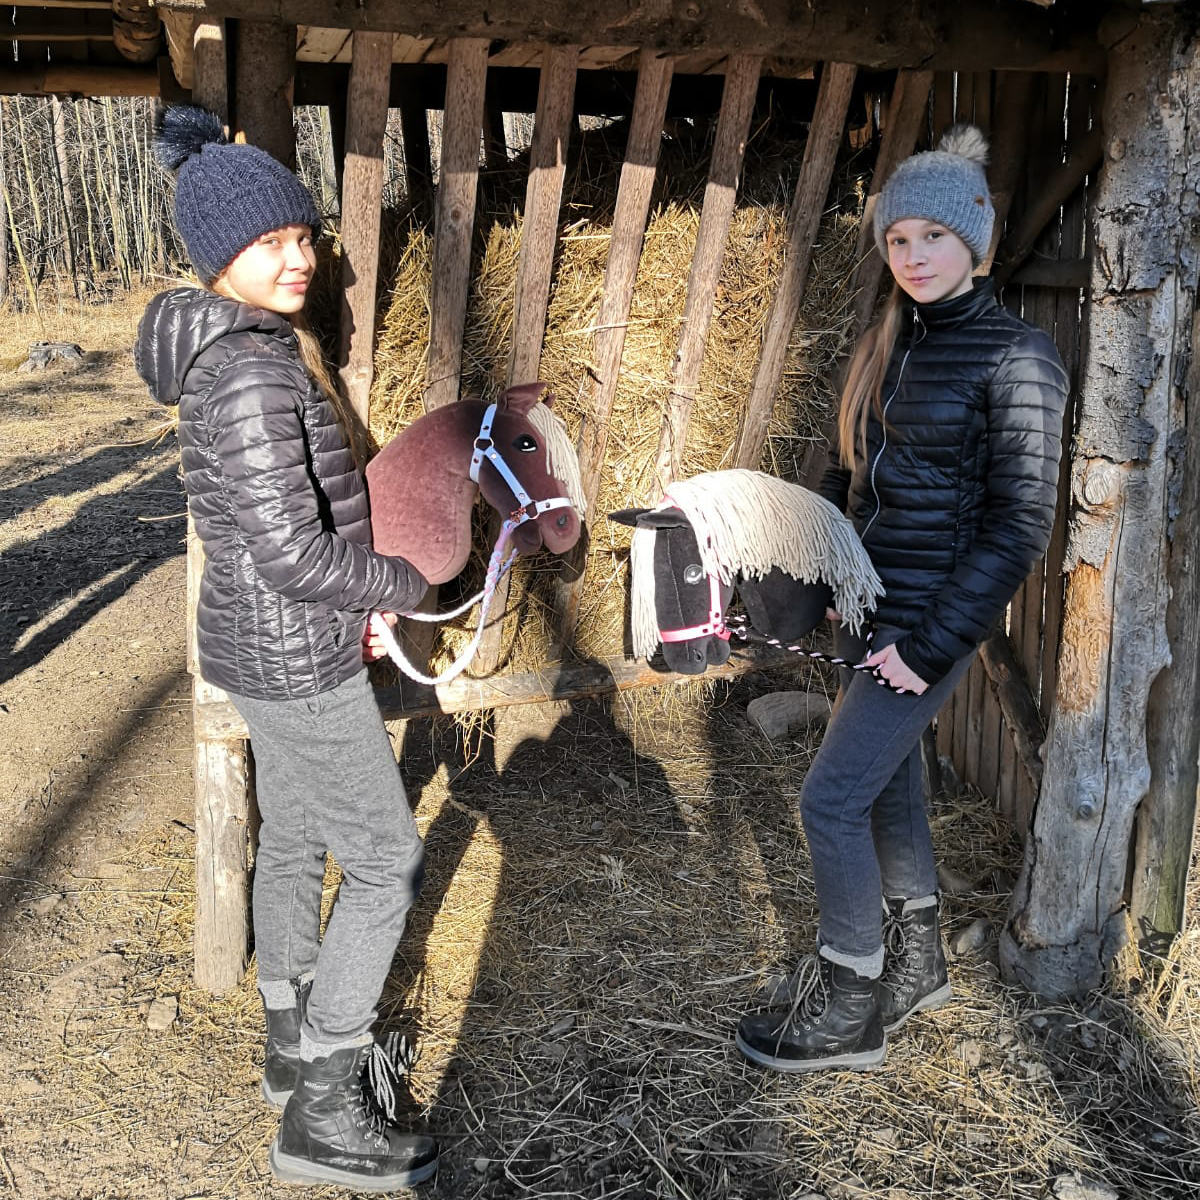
top-left (367, 124), bottom-right (863, 675)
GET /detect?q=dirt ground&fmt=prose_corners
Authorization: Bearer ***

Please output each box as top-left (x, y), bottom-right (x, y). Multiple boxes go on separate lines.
top-left (0, 289), bottom-right (1198, 1200)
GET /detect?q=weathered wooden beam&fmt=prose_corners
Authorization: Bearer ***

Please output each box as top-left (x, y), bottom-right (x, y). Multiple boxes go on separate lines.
top-left (1006, 258), bottom-right (1090, 290)
top-left (1131, 307), bottom-right (1200, 956)
top-left (194, 643), bottom-right (809, 740)
top-left (181, 0), bottom-right (1107, 74)
top-left (979, 71), bottom-right (1037, 273)
top-left (0, 65), bottom-right (160, 97)
top-left (850, 69), bottom-right (934, 334)
top-left (978, 630), bottom-right (1045, 791)
top-left (112, 0), bottom-right (161, 64)
top-left (337, 31), bottom-right (393, 451)
top-left (993, 126), bottom-right (1104, 289)
top-left (507, 45), bottom-right (578, 386)
top-left (191, 17), bottom-right (228, 121)
top-left (1002, 8), bottom-right (1200, 999)
top-left (424, 37), bottom-right (488, 410)
top-left (551, 48), bottom-right (674, 650)
top-left (233, 19), bottom-right (296, 168)
top-left (732, 61), bottom-right (857, 469)
top-left (652, 52), bottom-right (761, 494)
top-left (160, 9), bottom-right (196, 92)
top-left (6, 11), bottom-right (114, 39)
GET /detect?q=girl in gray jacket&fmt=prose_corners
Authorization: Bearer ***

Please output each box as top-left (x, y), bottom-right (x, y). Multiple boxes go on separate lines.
top-left (136, 106), bottom-right (437, 1191)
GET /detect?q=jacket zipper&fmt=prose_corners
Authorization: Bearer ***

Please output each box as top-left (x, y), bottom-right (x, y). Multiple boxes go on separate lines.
top-left (861, 309), bottom-right (925, 539)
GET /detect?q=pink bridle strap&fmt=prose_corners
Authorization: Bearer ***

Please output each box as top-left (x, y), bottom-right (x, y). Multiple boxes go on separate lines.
top-left (659, 567), bottom-right (731, 643)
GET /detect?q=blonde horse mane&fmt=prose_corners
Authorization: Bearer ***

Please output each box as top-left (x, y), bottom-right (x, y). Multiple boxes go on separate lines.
top-left (527, 401), bottom-right (587, 517)
top-left (630, 469), bottom-right (884, 659)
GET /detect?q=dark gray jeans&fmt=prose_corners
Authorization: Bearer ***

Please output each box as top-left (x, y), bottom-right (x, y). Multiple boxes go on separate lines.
top-left (799, 624), bottom-right (975, 961)
top-left (229, 669), bottom-right (424, 1047)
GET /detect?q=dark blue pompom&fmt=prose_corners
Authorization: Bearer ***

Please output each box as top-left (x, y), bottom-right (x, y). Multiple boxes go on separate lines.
top-left (154, 105), bottom-right (226, 172)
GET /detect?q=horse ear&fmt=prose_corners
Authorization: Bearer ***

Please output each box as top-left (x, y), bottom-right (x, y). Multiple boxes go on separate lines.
top-left (500, 381), bottom-right (550, 416)
top-left (608, 506), bottom-right (688, 529)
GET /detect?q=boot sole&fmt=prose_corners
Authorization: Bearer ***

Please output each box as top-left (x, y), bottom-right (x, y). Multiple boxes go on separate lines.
top-left (269, 1143), bottom-right (438, 1190)
top-left (883, 982), bottom-right (953, 1034)
top-left (735, 1030), bottom-right (887, 1073)
top-left (261, 1079), bottom-right (292, 1110)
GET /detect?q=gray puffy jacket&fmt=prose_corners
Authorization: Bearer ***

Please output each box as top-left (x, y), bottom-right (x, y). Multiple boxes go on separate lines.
top-left (135, 287), bottom-right (426, 699)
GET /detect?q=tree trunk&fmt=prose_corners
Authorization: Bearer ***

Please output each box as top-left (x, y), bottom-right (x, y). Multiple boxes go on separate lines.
top-left (1001, 8), bottom-right (1200, 999)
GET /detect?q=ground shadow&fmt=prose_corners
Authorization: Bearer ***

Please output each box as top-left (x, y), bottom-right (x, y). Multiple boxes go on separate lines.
top-left (0, 447), bottom-right (184, 686)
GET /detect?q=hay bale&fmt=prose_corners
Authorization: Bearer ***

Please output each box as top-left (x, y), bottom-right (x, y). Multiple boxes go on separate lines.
top-left (367, 125), bottom-right (864, 674)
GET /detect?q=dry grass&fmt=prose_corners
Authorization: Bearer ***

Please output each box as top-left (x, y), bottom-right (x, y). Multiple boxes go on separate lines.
top-left (366, 125), bottom-right (864, 674)
top-left (60, 671), bottom-right (1200, 1199)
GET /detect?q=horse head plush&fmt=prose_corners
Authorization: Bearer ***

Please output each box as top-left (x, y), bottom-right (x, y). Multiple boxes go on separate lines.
top-left (367, 382), bottom-right (586, 584)
top-left (609, 469), bottom-right (883, 675)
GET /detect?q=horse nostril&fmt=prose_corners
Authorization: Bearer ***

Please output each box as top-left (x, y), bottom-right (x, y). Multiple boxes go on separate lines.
top-left (555, 514), bottom-right (569, 529)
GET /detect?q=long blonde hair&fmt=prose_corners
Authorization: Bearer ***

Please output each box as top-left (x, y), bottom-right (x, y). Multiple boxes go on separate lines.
top-left (836, 283), bottom-right (904, 472)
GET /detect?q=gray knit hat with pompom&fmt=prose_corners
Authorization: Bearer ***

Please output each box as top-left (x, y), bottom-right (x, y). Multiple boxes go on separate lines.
top-left (154, 105), bottom-right (321, 284)
top-left (873, 124), bottom-right (994, 265)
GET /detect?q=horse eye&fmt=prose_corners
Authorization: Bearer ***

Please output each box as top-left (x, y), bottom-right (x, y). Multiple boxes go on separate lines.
top-left (514, 434), bottom-right (538, 452)
top-left (684, 564), bottom-right (704, 585)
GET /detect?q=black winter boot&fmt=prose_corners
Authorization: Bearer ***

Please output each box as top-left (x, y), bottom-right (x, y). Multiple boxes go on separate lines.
top-left (261, 978), bottom-right (312, 1109)
top-left (269, 1044), bottom-right (439, 1191)
top-left (736, 951), bottom-right (885, 1072)
top-left (878, 897), bottom-right (951, 1033)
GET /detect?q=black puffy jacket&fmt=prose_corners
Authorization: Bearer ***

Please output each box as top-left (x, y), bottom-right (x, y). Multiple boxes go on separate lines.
top-left (818, 280), bottom-right (1069, 685)
top-left (135, 288), bottom-right (426, 699)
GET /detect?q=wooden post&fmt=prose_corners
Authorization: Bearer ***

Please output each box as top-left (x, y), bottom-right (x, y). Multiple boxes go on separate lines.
top-left (183, 13), bottom-right (251, 992)
top-left (732, 62), bottom-right (856, 469)
top-left (424, 38), bottom-right (489, 411)
top-left (651, 53), bottom-right (761, 494)
top-left (795, 68), bottom-right (932, 489)
top-left (507, 45), bottom-right (578, 386)
top-left (551, 48), bottom-right (673, 648)
top-left (473, 46), bottom-right (578, 686)
top-left (190, 17), bottom-right (228, 123)
top-left (337, 31), bottom-right (394, 449)
top-left (232, 20), bottom-right (295, 168)
top-left (1002, 11), bottom-right (1200, 998)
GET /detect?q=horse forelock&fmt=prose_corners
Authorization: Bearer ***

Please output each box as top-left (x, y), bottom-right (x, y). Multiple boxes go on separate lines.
top-left (629, 524), bottom-right (661, 660)
top-left (527, 402), bottom-right (587, 517)
top-left (661, 470), bottom-right (884, 633)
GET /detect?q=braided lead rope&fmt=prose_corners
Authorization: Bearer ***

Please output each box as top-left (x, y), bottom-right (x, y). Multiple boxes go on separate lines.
top-left (369, 520), bottom-right (518, 686)
top-left (725, 617), bottom-right (911, 695)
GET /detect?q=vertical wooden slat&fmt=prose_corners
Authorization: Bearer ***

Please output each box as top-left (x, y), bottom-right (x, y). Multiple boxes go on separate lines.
top-left (337, 31), bottom-right (394, 447)
top-left (849, 69), bottom-right (934, 336)
top-left (191, 17), bottom-right (227, 122)
top-left (931, 71), bottom-right (954, 141)
top-left (963, 658), bottom-right (986, 791)
top-left (980, 72), bottom-right (1037, 274)
top-left (732, 61), bottom-right (856, 470)
top-left (651, 52), bottom-right (761, 494)
top-left (507, 45), bottom-right (578, 385)
top-left (972, 71), bottom-right (993, 131)
top-left (551, 48), bottom-right (673, 649)
top-left (475, 46), bottom-right (579, 675)
top-left (232, 20), bottom-right (295, 167)
top-left (425, 37), bottom-right (489, 411)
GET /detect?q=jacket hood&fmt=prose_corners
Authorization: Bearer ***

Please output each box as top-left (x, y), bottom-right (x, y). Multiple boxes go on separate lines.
top-left (134, 287), bottom-right (294, 407)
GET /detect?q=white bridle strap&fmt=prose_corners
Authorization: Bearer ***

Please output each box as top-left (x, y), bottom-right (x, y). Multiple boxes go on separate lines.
top-left (469, 401), bottom-right (573, 524)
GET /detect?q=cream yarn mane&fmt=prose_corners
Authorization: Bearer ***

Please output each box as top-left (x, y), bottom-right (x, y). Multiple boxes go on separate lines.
top-left (630, 469), bottom-right (884, 659)
top-left (527, 401), bottom-right (587, 517)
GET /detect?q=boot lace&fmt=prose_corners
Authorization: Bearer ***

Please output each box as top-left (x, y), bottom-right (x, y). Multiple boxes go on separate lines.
top-left (781, 953), bottom-right (830, 1026)
top-left (362, 1031), bottom-right (414, 1130)
top-left (881, 910), bottom-right (916, 990)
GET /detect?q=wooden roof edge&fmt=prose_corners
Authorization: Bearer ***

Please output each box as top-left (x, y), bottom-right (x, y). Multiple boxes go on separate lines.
top-left (157, 0), bottom-right (1110, 75)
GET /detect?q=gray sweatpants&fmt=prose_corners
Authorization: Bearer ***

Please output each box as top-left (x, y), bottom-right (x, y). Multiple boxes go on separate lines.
top-left (229, 669), bottom-right (424, 1048)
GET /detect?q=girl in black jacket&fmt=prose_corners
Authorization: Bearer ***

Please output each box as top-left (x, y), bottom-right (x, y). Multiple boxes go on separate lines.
top-left (736, 126), bottom-right (1069, 1073)
top-left (135, 107), bottom-right (438, 1190)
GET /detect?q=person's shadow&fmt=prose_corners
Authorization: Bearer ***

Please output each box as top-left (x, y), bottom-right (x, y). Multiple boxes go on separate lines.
top-left (0, 444), bottom-right (185, 687)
